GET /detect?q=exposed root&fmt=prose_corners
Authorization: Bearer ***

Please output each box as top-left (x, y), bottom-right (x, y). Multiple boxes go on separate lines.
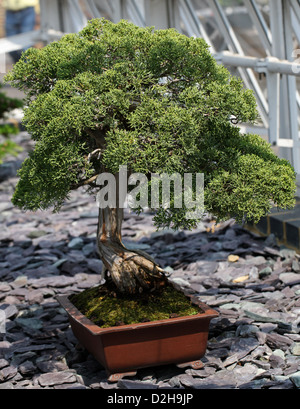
top-left (96, 207), bottom-right (167, 294)
top-left (98, 241), bottom-right (167, 294)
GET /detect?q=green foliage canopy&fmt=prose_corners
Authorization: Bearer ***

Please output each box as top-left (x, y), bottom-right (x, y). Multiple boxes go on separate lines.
top-left (5, 18), bottom-right (296, 228)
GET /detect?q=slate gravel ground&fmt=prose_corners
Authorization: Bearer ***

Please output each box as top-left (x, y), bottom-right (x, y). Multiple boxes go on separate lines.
top-left (0, 132), bottom-right (300, 389)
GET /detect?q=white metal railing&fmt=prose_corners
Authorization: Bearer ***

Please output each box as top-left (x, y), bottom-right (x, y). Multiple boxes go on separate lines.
top-left (0, 0), bottom-right (300, 173)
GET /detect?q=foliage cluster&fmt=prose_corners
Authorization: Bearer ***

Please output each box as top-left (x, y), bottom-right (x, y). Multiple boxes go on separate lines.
top-left (5, 18), bottom-right (296, 227)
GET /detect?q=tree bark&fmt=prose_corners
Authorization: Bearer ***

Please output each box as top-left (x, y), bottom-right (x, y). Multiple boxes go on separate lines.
top-left (96, 207), bottom-right (167, 294)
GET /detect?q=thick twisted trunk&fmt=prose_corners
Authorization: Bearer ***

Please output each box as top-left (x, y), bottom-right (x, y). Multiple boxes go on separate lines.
top-left (96, 207), bottom-right (167, 294)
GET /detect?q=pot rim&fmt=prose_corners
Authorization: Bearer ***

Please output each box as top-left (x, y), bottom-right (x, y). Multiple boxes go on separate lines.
top-left (57, 291), bottom-right (219, 336)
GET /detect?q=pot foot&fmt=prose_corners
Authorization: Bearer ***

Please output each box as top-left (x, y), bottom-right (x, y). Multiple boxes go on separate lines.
top-left (108, 371), bottom-right (137, 383)
top-left (176, 360), bottom-right (203, 370)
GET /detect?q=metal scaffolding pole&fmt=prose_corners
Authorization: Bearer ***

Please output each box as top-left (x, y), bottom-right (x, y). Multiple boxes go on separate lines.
top-left (243, 0), bottom-right (272, 54)
top-left (209, 0), bottom-right (269, 128)
top-left (179, 0), bottom-right (215, 50)
top-left (144, 0), bottom-right (180, 31)
top-left (269, 0), bottom-right (300, 173)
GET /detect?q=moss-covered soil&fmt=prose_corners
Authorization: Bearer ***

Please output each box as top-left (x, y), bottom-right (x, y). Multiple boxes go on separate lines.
top-left (69, 281), bottom-right (202, 328)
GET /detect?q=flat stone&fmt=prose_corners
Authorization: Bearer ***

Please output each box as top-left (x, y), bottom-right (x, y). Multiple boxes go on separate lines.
top-left (25, 265), bottom-right (60, 278)
top-left (10, 344), bottom-right (57, 356)
top-left (243, 310), bottom-right (280, 324)
top-left (279, 273), bottom-right (300, 286)
top-left (284, 361), bottom-right (300, 376)
top-left (180, 371), bottom-right (236, 389)
top-left (1, 304), bottom-right (18, 319)
top-left (8, 288), bottom-right (30, 298)
top-left (52, 259), bottom-right (68, 268)
top-left (9, 260), bottom-right (30, 272)
top-left (0, 359), bottom-right (9, 369)
top-left (26, 230), bottom-right (48, 239)
top-left (86, 259), bottom-right (103, 274)
top-left (259, 267), bottom-right (273, 279)
top-left (236, 324), bottom-right (259, 337)
top-left (178, 374), bottom-right (202, 388)
top-left (18, 304), bottom-right (43, 318)
top-left (269, 354), bottom-right (285, 369)
top-left (264, 234), bottom-right (277, 247)
top-left (273, 349), bottom-right (285, 359)
top-left (0, 365), bottom-right (18, 381)
top-left (0, 381), bottom-right (14, 389)
top-left (266, 333), bottom-right (294, 350)
top-left (12, 275), bottom-right (28, 288)
top-left (30, 276), bottom-right (76, 288)
top-left (189, 261), bottom-right (218, 275)
top-left (25, 290), bottom-right (44, 305)
top-left (0, 340), bottom-right (11, 354)
top-left (223, 338), bottom-right (259, 367)
top-left (290, 372), bottom-right (300, 388)
top-left (240, 301), bottom-right (267, 313)
top-left (249, 267), bottom-right (259, 280)
top-left (292, 260), bottom-right (300, 273)
top-left (82, 243), bottom-right (95, 257)
top-left (99, 381), bottom-right (118, 389)
top-left (0, 283), bottom-right (11, 292)
top-left (263, 247), bottom-right (281, 257)
top-left (280, 249), bottom-right (296, 259)
top-left (167, 375), bottom-right (181, 388)
top-left (36, 240), bottom-right (55, 249)
top-left (123, 241), bottom-right (151, 251)
top-left (170, 277), bottom-right (190, 288)
top-left (234, 363), bottom-right (263, 387)
top-left (37, 371), bottom-right (77, 387)
top-left (15, 318), bottom-right (43, 331)
top-left (36, 360), bottom-right (68, 373)
top-left (185, 367), bottom-right (216, 378)
top-left (18, 360), bottom-right (37, 375)
top-left (220, 303), bottom-right (241, 311)
top-left (68, 238), bottom-right (84, 250)
top-left (79, 211), bottom-right (98, 219)
top-left (222, 240), bottom-right (240, 251)
top-left (54, 382), bottom-right (88, 389)
top-left (257, 323), bottom-right (278, 333)
top-left (117, 379), bottom-right (158, 389)
top-left (11, 352), bottom-right (37, 367)
top-left (291, 343), bottom-right (300, 356)
top-left (243, 256), bottom-right (266, 266)
top-left (284, 289), bottom-right (297, 302)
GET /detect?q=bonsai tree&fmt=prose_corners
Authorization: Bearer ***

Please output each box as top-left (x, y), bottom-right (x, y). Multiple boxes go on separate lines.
top-left (4, 18), bottom-right (296, 295)
top-left (0, 83), bottom-right (23, 163)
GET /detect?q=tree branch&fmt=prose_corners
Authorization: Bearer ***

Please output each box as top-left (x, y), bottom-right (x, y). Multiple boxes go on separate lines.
top-left (70, 173), bottom-right (100, 190)
top-left (88, 148), bottom-right (102, 163)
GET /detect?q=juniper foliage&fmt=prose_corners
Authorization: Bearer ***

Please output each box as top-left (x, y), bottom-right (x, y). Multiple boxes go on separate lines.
top-left (5, 18), bottom-right (296, 227)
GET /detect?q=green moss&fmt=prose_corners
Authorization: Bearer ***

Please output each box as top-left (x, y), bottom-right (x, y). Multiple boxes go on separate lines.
top-left (69, 282), bottom-right (201, 328)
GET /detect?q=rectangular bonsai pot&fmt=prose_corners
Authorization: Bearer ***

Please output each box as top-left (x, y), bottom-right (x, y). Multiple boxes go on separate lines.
top-left (57, 294), bottom-right (218, 378)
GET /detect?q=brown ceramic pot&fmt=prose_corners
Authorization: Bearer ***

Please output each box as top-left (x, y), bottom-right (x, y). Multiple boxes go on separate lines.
top-left (57, 291), bottom-right (218, 381)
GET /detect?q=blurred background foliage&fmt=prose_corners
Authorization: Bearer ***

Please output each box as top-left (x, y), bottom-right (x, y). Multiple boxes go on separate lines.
top-left (0, 82), bottom-right (23, 163)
